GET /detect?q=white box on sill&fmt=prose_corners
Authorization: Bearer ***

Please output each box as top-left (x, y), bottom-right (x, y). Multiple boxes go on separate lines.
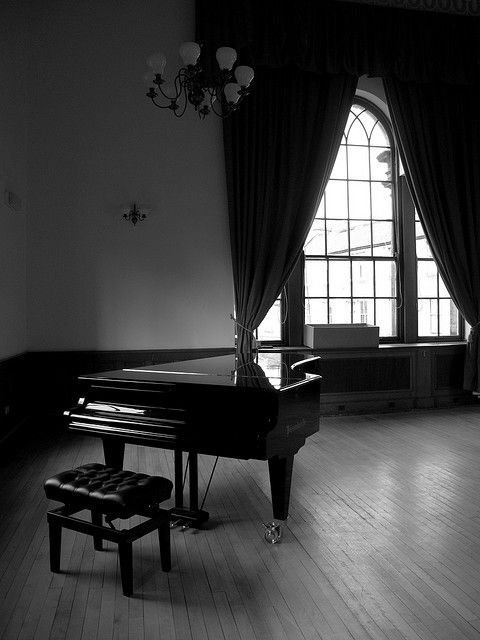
top-left (303, 323), bottom-right (379, 349)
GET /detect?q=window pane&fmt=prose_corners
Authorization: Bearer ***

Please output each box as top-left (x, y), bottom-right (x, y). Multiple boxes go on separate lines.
top-left (370, 147), bottom-right (392, 181)
top-left (376, 299), bottom-right (397, 337)
top-left (325, 180), bottom-right (348, 219)
top-left (349, 181), bottom-right (371, 219)
top-left (305, 298), bottom-right (328, 324)
top-left (372, 221), bottom-right (394, 256)
top-left (304, 219), bottom-right (326, 255)
top-left (315, 195), bottom-right (325, 218)
top-left (415, 221), bottom-right (431, 258)
top-left (353, 298), bottom-right (374, 324)
top-left (439, 299), bottom-right (459, 336)
top-left (305, 260), bottom-right (327, 297)
top-left (418, 261), bottom-right (438, 297)
top-left (371, 182), bottom-right (393, 219)
top-left (348, 146), bottom-right (369, 180)
top-left (329, 298), bottom-right (351, 323)
top-left (438, 276), bottom-right (450, 298)
top-left (375, 261), bottom-right (396, 297)
top-left (347, 117), bottom-right (368, 145)
top-left (329, 261), bottom-right (351, 297)
top-left (326, 220), bottom-right (349, 255)
top-left (350, 220), bottom-right (372, 256)
top-left (370, 120), bottom-right (389, 147)
top-left (352, 261), bottom-right (374, 296)
top-left (330, 145), bottom-right (347, 179)
top-left (358, 109), bottom-right (378, 138)
top-left (257, 299), bottom-right (281, 341)
top-left (418, 298), bottom-right (438, 337)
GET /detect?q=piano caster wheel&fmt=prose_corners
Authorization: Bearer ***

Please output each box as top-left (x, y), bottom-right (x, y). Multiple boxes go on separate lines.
top-left (181, 522), bottom-right (190, 531)
top-left (263, 522), bottom-right (282, 544)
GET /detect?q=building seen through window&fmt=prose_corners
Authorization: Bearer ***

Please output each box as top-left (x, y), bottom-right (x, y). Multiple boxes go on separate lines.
top-left (257, 99), bottom-right (462, 344)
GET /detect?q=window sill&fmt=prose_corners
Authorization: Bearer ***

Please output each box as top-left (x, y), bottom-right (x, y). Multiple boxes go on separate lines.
top-left (261, 341), bottom-right (466, 352)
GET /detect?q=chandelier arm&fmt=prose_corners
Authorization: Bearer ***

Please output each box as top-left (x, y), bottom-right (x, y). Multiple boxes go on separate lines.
top-left (173, 86), bottom-right (189, 118)
top-left (157, 83), bottom-right (181, 102)
top-left (150, 96), bottom-right (174, 110)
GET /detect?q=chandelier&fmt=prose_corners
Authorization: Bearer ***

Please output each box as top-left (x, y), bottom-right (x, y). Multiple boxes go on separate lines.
top-left (145, 42), bottom-right (254, 119)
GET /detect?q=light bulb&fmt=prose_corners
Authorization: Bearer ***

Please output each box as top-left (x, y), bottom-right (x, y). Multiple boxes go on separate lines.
top-left (147, 52), bottom-right (167, 75)
top-left (179, 42), bottom-right (201, 66)
top-left (216, 47), bottom-right (237, 71)
top-left (224, 82), bottom-right (241, 104)
top-left (234, 65), bottom-right (254, 87)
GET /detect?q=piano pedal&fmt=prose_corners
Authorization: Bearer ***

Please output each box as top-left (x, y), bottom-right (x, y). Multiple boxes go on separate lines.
top-left (263, 521), bottom-right (282, 544)
top-left (169, 519), bottom-right (183, 529)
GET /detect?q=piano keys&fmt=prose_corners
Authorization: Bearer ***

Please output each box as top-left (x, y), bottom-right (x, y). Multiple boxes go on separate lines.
top-left (65, 350), bottom-right (322, 533)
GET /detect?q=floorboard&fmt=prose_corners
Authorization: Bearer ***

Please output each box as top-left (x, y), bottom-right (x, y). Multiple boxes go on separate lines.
top-left (1, 407), bottom-right (480, 639)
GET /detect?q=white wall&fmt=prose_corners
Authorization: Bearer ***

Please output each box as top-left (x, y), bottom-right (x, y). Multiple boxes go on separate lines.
top-left (0, 2), bottom-right (28, 359)
top-left (27, 0), bottom-right (234, 351)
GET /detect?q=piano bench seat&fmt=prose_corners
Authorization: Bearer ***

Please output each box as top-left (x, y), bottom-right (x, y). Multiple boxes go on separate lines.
top-left (44, 463), bottom-right (173, 596)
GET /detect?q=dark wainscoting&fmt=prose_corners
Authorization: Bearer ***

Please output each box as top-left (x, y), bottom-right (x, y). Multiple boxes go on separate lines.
top-left (0, 352), bottom-right (29, 444)
top-left (313, 343), bottom-right (476, 415)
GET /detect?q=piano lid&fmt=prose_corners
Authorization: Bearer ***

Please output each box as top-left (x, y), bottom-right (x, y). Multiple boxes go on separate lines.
top-left (81, 351), bottom-right (321, 391)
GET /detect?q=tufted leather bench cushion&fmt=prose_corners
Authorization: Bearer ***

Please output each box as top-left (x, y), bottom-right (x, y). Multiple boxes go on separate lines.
top-left (44, 463), bottom-right (173, 515)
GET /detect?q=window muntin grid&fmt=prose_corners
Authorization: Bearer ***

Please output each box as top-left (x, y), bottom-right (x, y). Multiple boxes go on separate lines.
top-left (415, 213), bottom-right (460, 338)
top-left (304, 103), bottom-right (398, 338)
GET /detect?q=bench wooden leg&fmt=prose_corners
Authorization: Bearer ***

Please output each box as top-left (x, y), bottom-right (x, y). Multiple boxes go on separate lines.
top-left (118, 541), bottom-right (133, 596)
top-left (91, 511), bottom-right (103, 550)
top-left (49, 521), bottom-right (62, 572)
top-left (158, 519), bottom-right (171, 572)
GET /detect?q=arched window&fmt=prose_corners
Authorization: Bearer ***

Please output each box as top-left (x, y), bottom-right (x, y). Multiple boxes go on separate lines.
top-left (257, 98), bottom-right (463, 345)
top-left (304, 101), bottom-right (397, 338)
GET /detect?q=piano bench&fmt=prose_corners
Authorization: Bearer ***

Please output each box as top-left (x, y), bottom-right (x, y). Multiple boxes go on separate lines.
top-left (44, 463), bottom-right (173, 596)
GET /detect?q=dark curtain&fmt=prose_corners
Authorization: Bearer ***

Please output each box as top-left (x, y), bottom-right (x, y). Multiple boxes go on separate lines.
top-left (224, 67), bottom-right (356, 352)
top-left (384, 79), bottom-right (480, 390)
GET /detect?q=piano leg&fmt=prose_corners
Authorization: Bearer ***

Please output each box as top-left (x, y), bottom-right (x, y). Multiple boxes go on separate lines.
top-left (268, 454), bottom-right (294, 521)
top-left (174, 449), bottom-right (184, 509)
top-left (102, 438), bottom-right (125, 469)
top-left (170, 451), bottom-right (209, 528)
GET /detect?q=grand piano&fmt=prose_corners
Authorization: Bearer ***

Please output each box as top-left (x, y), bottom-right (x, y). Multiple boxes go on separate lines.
top-left (65, 350), bottom-right (322, 539)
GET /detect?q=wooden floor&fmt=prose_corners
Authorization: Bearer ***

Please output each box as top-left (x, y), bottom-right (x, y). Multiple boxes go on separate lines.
top-left (2, 407), bottom-right (480, 639)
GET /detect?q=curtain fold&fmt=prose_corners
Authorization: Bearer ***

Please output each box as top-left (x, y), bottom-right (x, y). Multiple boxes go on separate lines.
top-left (223, 67), bottom-right (357, 352)
top-left (384, 79), bottom-right (480, 390)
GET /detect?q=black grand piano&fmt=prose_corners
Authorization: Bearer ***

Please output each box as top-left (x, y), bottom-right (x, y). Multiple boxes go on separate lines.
top-left (65, 350), bottom-right (321, 539)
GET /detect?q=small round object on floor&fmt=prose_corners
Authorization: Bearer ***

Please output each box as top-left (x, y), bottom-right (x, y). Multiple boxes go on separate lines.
top-left (263, 522), bottom-right (282, 544)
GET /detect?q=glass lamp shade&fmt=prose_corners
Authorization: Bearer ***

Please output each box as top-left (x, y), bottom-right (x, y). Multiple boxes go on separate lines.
top-left (234, 65), bottom-right (254, 87)
top-left (179, 42), bottom-right (201, 66)
top-left (216, 47), bottom-right (237, 70)
top-left (224, 82), bottom-right (241, 104)
top-left (147, 52), bottom-right (167, 75)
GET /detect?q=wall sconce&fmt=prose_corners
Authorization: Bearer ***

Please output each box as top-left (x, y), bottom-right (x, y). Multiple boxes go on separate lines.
top-left (122, 203), bottom-right (148, 226)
